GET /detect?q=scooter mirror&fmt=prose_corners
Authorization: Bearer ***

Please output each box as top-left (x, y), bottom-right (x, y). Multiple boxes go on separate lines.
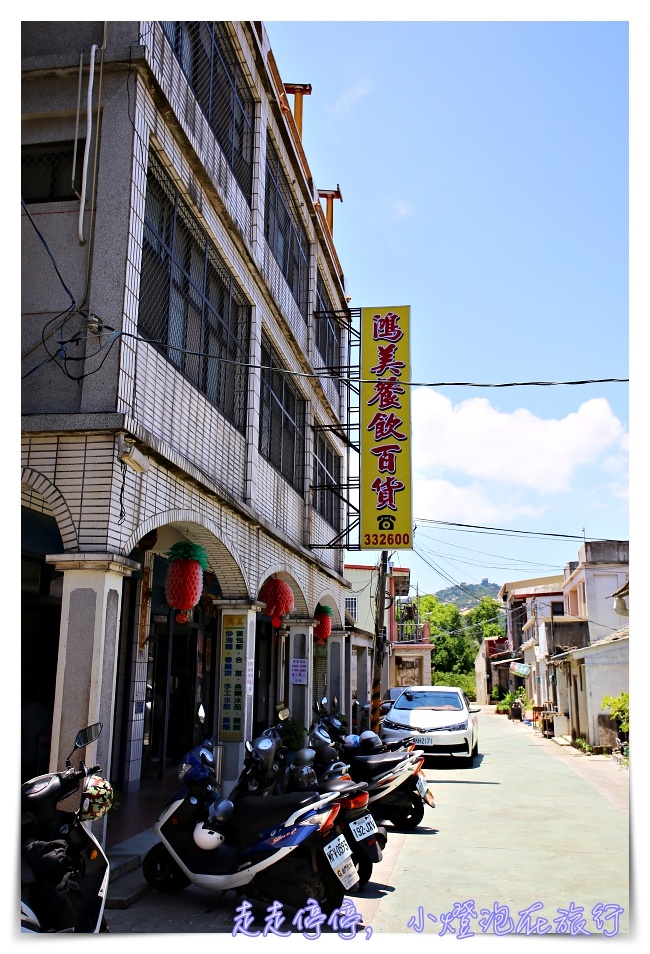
top-left (277, 708), bottom-right (290, 721)
top-left (245, 740), bottom-right (253, 753)
top-left (74, 723), bottom-right (102, 751)
top-left (68, 723), bottom-right (102, 764)
top-left (321, 696), bottom-right (327, 706)
top-left (198, 703), bottom-right (206, 724)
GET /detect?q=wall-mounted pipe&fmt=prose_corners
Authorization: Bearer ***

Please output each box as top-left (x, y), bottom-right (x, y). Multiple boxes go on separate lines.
top-left (78, 44), bottom-right (97, 244)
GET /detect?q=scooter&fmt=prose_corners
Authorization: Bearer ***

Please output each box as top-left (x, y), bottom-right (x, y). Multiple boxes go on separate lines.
top-left (21, 723), bottom-right (112, 933)
top-left (142, 724), bottom-right (359, 915)
top-left (229, 715), bottom-right (381, 888)
top-left (311, 711), bottom-right (434, 829)
top-left (302, 744), bottom-right (388, 888)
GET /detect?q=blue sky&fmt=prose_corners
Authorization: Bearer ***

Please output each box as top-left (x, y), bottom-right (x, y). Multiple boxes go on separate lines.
top-left (264, 14), bottom-right (634, 596)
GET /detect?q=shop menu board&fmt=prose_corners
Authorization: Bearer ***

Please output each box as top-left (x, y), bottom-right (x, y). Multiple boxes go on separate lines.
top-left (220, 615), bottom-right (246, 741)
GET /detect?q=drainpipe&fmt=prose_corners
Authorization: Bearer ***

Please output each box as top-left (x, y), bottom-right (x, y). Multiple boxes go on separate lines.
top-left (78, 44), bottom-right (98, 244)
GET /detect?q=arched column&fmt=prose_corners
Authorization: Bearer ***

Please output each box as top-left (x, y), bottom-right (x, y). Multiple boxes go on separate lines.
top-left (45, 552), bottom-right (139, 839)
top-left (285, 618), bottom-right (315, 731)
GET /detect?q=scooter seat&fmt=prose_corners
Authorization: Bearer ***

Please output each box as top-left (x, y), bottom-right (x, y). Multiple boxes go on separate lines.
top-left (348, 752), bottom-right (409, 781)
top-left (232, 791), bottom-right (320, 837)
top-left (318, 777), bottom-right (367, 796)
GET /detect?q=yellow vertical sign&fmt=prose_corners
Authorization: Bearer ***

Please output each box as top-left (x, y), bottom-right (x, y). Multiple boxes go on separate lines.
top-left (220, 615), bottom-right (246, 741)
top-left (360, 306), bottom-right (412, 549)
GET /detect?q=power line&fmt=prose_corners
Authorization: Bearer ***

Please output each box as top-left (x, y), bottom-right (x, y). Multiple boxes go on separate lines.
top-left (415, 518), bottom-right (625, 543)
top-left (21, 314), bottom-right (628, 390)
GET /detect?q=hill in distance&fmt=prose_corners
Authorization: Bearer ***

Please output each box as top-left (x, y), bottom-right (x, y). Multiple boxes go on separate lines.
top-left (432, 581), bottom-right (501, 611)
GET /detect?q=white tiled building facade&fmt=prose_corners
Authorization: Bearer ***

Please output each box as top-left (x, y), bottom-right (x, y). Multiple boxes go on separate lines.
top-left (22, 21), bottom-right (353, 799)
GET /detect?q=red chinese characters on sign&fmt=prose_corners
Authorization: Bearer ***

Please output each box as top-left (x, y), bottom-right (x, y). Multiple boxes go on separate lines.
top-left (367, 376), bottom-right (406, 410)
top-left (371, 474), bottom-right (405, 511)
top-left (370, 443), bottom-right (402, 474)
top-left (369, 343), bottom-right (406, 377)
top-left (372, 311), bottom-right (404, 343)
top-left (360, 306), bottom-right (412, 547)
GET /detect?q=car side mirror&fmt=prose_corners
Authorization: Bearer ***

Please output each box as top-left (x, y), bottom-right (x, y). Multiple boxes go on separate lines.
top-left (469, 705), bottom-right (481, 713)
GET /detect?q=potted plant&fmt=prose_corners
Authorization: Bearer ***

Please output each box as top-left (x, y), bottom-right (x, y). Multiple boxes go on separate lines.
top-left (281, 717), bottom-right (308, 755)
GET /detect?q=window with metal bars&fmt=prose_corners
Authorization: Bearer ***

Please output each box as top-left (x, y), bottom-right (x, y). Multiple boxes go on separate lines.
top-left (21, 140), bottom-right (85, 203)
top-left (138, 150), bottom-right (250, 434)
top-left (313, 429), bottom-right (342, 530)
top-left (259, 334), bottom-right (306, 493)
top-left (345, 596), bottom-right (358, 621)
top-left (315, 270), bottom-right (343, 371)
top-left (161, 21), bottom-right (255, 203)
top-left (264, 137), bottom-right (310, 321)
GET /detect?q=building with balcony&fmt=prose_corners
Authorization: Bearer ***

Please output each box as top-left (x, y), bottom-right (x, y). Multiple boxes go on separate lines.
top-left (21, 21), bottom-right (354, 799)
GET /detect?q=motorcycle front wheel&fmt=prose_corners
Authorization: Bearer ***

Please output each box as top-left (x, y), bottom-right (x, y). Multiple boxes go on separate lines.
top-left (142, 843), bottom-right (190, 892)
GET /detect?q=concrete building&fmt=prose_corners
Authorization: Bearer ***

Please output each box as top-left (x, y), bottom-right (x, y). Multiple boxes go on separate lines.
top-left (488, 543), bottom-right (629, 746)
top-left (344, 563), bottom-right (431, 714)
top-left (21, 21), bottom-right (355, 802)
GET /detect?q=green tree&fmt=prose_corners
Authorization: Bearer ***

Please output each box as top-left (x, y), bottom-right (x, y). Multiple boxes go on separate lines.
top-left (417, 595), bottom-right (478, 674)
top-left (602, 692), bottom-right (629, 734)
top-left (463, 597), bottom-right (505, 645)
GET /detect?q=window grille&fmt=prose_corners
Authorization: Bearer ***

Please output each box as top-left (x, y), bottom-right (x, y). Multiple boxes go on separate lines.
top-left (139, 150), bottom-right (250, 433)
top-left (161, 21), bottom-right (254, 203)
top-left (313, 429), bottom-right (342, 530)
top-left (259, 334), bottom-right (306, 493)
top-left (21, 141), bottom-right (85, 203)
top-left (315, 271), bottom-right (343, 370)
top-left (264, 137), bottom-right (310, 320)
top-left (345, 596), bottom-right (358, 621)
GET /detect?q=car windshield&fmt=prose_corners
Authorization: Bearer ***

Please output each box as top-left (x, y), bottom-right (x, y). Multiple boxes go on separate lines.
top-left (394, 691), bottom-right (463, 711)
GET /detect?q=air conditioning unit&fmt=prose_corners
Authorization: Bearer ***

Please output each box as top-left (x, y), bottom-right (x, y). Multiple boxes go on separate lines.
top-left (117, 434), bottom-right (149, 474)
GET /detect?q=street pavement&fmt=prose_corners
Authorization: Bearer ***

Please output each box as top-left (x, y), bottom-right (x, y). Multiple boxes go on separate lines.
top-left (104, 708), bottom-right (630, 939)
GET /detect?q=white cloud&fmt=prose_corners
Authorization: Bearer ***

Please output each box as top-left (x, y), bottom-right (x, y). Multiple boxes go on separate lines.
top-left (329, 77), bottom-right (373, 115)
top-left (414, 478), bottom-right (547, 524)
top-left (387, 199), bottom-right (413, 219)
top-left (411, 390), bottom-right (626, 495)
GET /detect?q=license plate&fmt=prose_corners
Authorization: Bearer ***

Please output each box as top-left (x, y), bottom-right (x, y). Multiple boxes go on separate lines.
top-left (349, 813), bottom-right (378, 842)
top-left (416, 771), bottom-right (435, 807)
top-left (324, 833), bottom-right (357, 889)
top-left (412, 735), bottom-right (432, 745)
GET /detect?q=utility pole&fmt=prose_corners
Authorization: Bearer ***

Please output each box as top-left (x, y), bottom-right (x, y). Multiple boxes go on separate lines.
top-left (370, 550), bottom-right (389, 733)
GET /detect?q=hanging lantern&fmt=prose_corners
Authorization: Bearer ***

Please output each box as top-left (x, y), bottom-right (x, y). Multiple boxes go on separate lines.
top-left (175, 612), bottom-right (189, 625)
top-left (314, 603), bottom-right (333, 643)
top-left (259, 577), bottom-right (294, 627)
top-left (164, 542), bottom-right (210, 611)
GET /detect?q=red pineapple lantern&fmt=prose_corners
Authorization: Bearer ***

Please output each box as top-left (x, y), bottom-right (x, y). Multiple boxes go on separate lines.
top-left (314, 603), bottom-right (333, 644)
top-left (164, 542), bottom-right (210, 611)
top-left (260, 577), bottom-right (294, 628)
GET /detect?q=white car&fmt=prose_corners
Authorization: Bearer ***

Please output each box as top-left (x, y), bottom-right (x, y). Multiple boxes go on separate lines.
top-left (381, 685), bottom-right (480, 764)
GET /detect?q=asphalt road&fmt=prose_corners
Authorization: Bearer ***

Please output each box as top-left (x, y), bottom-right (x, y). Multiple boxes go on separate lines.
top-left (104, 709), bottom-right (630, 938)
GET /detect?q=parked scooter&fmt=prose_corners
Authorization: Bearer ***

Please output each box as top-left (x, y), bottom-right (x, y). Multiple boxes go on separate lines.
top-left (311, 705), bottom-right (434, 829)
top-left (229, 713), bottom-right (382, 888)
top-left (21, 722), bottom-right (112, 933)
top-left (142, 718), bottom-right (359, 914)
top-left (301, 744), bottom-right (388, 888)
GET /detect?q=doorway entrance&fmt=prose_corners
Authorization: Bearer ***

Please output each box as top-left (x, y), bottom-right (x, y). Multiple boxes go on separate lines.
top-left (139, 555), bottom-right (219, 780)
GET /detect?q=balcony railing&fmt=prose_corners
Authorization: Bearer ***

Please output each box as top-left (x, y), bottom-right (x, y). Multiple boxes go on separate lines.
top-left (395, 622), bottom-right (427, 644)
